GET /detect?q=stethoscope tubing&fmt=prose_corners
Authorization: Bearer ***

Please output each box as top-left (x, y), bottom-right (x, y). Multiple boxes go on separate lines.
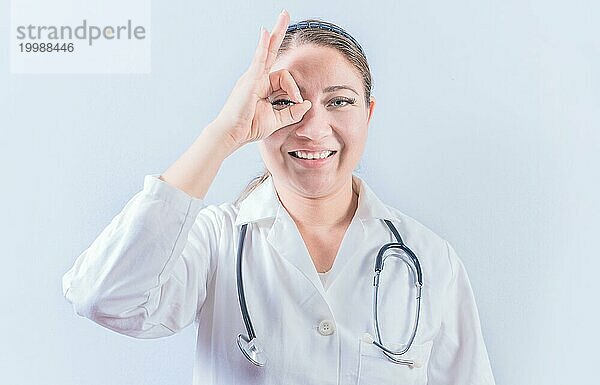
top-left (235, 219), bottom-right (423, 367)
top-left (236, 223), bottom-right (256, 340)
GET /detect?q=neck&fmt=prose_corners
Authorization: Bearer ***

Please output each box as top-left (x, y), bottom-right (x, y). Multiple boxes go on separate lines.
top-left (274, 176), bottom-right (360, 229)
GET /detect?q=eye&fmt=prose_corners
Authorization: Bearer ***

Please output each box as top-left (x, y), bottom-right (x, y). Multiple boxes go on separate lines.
top-left (271, 99), bottom-right (296, 110)
top-left (329, 97), bottom-right (356, 108)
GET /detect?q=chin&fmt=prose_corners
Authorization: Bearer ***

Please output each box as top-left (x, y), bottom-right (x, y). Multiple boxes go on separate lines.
top-left (288, 174), bottom-right (339, 195)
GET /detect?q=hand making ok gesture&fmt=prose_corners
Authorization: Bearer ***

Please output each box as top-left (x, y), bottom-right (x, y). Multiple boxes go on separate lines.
top-left (214, 10), bottom-right (312, 149)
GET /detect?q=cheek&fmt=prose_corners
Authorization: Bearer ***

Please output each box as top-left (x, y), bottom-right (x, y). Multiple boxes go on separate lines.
top-left (264, 126), bottom-right (288, 145)
top-left (266, 136), bottom-right (285, 154)
top-left (259, 131), bottom-right (287, 163)
top-left (337, 114), bottom-right (367, 143)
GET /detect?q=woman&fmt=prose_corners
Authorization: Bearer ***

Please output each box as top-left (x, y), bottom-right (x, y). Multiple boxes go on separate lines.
top-left (63, 10), bottom-right (496, 385)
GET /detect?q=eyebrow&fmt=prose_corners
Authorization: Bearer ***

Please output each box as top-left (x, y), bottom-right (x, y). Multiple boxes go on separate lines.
top-left (297, 85), bottom-right (360, 96)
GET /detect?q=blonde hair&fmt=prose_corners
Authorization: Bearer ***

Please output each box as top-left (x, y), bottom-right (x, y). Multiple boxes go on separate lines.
top-left (233, 168), bottom-right (271, 207)
top-left (233, 18), bottom-right (371, 207)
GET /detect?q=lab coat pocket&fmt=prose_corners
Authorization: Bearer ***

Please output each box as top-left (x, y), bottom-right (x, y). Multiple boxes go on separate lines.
top-left (357, 336), bottom-right (433, 385)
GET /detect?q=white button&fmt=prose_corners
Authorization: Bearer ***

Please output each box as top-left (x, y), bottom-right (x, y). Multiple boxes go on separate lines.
top-left (317, 320), bottom-right (335, 336)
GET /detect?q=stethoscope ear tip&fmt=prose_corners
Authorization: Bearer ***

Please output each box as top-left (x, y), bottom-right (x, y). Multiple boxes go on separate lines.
top-left (409, 361), bottom-right (422, 369)
top-left (361, 333), bottom-right (376, 343)
top-left (237, 334), bottom-right (267, 367)
top-left (365, 332), bottom-right (422, 368)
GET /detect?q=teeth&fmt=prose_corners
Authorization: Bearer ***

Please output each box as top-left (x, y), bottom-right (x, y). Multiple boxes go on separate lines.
top-left (293, 150), bottom-right (333, 159)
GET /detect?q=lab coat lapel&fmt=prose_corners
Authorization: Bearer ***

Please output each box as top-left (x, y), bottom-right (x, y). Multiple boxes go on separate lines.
top-left (234, 176), bottom-right (326, 296)
top-left (267, 204), bottom-right (328, 298)
top-left (234, 174), bottom-right (399, 299)
top-left (324, 175), bottom-right (401, 291)
top-left (317, 213), bottom-right (363, 291)
top-left (234, 177), bottom-right (279, 226)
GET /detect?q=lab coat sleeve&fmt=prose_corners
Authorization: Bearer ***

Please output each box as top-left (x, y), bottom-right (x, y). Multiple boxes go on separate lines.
top-left (62, 174), bottom-right (220, 339)
top-left (427, 241), bottom-right (496, 385)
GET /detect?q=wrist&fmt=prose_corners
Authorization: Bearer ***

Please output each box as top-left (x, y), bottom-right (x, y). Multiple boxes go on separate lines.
top-left (203, 120), bottom-right (243, 158)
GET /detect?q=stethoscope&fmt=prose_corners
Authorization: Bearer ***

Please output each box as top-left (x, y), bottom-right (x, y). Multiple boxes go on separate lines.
top-left (235, 219), bottom-right (423, 368)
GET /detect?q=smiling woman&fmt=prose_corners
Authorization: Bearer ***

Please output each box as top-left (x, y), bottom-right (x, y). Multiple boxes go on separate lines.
top-left (62, 10), bottom-right (496, 385)
top-left (235, 19), bottom-right (374, 206)
top-left (259, 42), bottom-right (373, 209)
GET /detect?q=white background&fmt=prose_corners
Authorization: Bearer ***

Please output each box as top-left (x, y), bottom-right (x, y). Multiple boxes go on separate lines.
top-left (1, 0), bottom-right (598, 384)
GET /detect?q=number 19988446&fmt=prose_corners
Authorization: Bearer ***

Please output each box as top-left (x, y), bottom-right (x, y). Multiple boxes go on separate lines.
top-left (19, 42), bottom-right (74, 53)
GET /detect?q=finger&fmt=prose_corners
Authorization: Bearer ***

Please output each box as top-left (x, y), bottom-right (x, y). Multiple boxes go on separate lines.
top-left (264, 10), bottom-right (290, 70)
top-left (274, 100), bottom-right (312, 128)
top-left (249, 27), bottom-right (270, 75)
top-left (269, 69), bottom-right (303, 103)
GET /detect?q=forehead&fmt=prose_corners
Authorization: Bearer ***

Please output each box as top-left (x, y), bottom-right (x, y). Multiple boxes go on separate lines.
top-left (272, 44), bottom-right (362, 93)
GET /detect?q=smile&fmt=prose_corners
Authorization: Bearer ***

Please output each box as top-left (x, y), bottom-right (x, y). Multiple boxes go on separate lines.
top-left (288, 150), bottom-right (337, 160)
top-left (287, 150), bottom-right (338, 169)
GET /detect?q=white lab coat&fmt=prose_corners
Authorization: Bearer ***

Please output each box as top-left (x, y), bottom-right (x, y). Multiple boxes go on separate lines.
top-left (63, 173), bottom-right (496, 385)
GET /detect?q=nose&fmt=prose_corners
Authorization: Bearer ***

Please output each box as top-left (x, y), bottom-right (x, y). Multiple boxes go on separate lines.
top-left (291, 102), bottom-right (333, 142)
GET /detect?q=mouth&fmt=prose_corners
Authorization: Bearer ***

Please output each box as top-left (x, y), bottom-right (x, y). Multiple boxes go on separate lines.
top-left (287, 150), bottom-right (338, 169)
top-left (288, 150), bottom-right (337, 160)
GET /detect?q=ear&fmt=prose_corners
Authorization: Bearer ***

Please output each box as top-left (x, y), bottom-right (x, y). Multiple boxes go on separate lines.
top-left (366, 96), bottom-right (376, 125)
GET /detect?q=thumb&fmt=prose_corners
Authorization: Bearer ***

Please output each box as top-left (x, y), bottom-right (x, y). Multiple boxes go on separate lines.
top-left (275, 100), bottom-right (312, 128)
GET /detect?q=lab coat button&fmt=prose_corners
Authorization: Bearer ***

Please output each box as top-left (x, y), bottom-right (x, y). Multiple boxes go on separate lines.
top-left (318, 320), bottom-right (335, 336)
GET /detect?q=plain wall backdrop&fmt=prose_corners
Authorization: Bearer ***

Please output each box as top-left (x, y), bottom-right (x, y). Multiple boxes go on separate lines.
top-left (1, 0), bottom-right (598, 384)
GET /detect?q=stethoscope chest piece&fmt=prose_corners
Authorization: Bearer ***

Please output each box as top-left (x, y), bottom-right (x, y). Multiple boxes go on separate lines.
top-left (237, 333), bottom-right (267, 367)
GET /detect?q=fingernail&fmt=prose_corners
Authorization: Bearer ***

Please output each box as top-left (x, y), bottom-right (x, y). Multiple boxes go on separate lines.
top-left (258, 26), bottom-right (264, 39)
top-left (281, 9), bottom-right (288, 16)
